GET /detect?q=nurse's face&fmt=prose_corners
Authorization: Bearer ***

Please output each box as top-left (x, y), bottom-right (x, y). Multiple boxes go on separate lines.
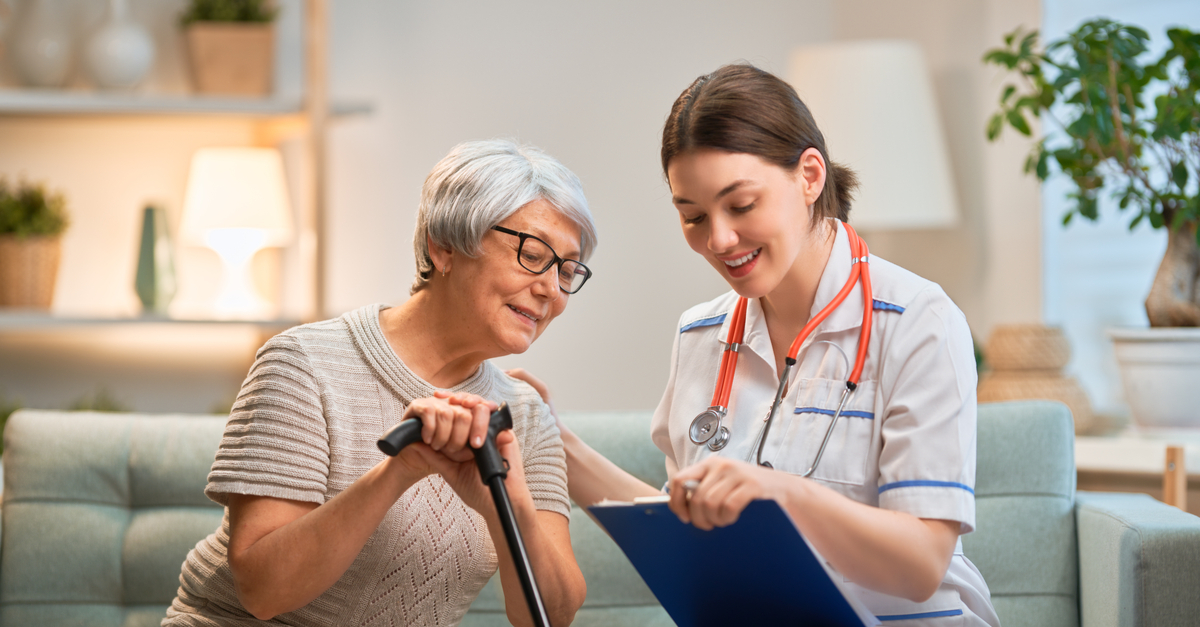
top-left (667, 149), bottom-right (826, 299)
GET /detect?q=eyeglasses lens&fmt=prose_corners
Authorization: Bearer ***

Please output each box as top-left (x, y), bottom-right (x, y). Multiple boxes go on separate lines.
top-left (517, 237), bottom-right (589, 293)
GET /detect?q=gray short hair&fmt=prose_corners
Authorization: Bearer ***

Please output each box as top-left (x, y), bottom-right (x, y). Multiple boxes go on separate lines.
top-left (411, 139), bottom-right (597, 294)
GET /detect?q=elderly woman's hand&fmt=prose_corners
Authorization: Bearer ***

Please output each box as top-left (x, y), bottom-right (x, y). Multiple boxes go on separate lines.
top-left (402, 394), bottom-right (499, 463)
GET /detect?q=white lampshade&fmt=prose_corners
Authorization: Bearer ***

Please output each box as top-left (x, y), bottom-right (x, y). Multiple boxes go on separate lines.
top-left (180, 147), bottom-right (294, 244)
top-left (789, 40), bottom-right (958, 230)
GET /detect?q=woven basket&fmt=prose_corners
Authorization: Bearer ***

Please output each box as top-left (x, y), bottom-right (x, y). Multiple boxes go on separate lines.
top-left (985, 324), bottom-right (1071, 371)
top-left (0, 235), bottom-right (62, 309)
top-left (978, 370), bottom-right (1095, 434)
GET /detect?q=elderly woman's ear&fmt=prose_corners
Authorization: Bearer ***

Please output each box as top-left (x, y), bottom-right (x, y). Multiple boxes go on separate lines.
top-left (427, 235), bottom-right (453, 277)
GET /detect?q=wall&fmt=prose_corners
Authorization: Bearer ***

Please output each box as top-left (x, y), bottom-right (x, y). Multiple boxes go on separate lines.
top-left (0, 0), bottom-right (1051, 414)
top-left (325, 0), bottom-right (1042, 412)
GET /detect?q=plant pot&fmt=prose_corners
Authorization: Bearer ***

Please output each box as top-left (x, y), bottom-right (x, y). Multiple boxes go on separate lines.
top-left (0, 235), bottom-right (62, 309)
top-left (184, 22), bottom-right (274, 97)
top-left (1109, 327), bottom-right (1200, 430)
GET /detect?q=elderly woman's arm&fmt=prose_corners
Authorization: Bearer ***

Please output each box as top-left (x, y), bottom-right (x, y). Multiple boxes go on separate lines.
top-left (506, 369), bottom-right (661, 506)
top-left (226, 455), bottom-right (425, 619)
top-left (225, 395), bottom-right (496, 620)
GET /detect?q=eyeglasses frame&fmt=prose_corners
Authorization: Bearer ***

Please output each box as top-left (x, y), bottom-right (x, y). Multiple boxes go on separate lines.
top-left (490, 225), bottom-right (592, 294)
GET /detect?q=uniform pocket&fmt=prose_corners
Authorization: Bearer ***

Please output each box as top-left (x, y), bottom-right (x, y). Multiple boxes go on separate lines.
top-left (766, 378), bottom-right (876, 486)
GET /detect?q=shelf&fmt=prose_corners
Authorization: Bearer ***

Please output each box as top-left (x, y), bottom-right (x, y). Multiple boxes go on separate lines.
top-left (0, 89), bottom-right (371, 118)
top-left (0, 311), bottom-right (301, 331)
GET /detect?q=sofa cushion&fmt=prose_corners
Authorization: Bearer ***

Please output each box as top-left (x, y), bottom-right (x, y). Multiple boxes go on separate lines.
top-left (0, 410), bottom-right (226, 626)
top-left (964, 401), bottom-right (1078, 627)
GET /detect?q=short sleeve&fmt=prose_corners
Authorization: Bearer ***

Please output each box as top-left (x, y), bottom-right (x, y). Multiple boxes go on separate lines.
top-left (650, 315), bottom-right (683, 481)
top-left (875, 286), bottom-right (979, 533)
top-left (512, 390), bottom-right (571, 519)
top-left (205, 333), bottom-right (331, 506)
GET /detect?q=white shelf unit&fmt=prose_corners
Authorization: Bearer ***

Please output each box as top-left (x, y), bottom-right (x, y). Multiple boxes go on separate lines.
top-left (0, 89), bottom-right (370, 118)
top-left (0, 0), bottom-right (348, 328)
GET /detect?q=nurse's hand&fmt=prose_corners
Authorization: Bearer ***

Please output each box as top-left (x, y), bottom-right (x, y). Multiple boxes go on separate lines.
top-left (505, 368), bottom-right (575, 439)
top-left (668, 457), bottom-right (792, 530)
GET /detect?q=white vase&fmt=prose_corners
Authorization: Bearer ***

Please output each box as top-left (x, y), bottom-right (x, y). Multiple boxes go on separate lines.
top-left (10, 0), bottom-right (73, 88)
top-left (83, 0), bottom-right (154, 90)
top-left (1109, 327), bottom-right (1200, 430)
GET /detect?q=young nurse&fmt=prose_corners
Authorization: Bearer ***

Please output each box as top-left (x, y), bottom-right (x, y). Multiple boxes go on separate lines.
top-left (506, 64), bottom-right (1000, 625)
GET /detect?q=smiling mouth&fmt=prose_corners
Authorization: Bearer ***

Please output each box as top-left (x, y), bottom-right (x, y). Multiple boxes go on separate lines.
top-left (723, 249), bottom-right (760, 268)
top-left (508, 305), bottom-right (540, 322)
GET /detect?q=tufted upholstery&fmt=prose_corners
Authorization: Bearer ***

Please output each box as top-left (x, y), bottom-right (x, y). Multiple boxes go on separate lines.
top-left (0, 411), bottom-right (225, 627)
top-left (3, 403), bottom-right (1199, 626)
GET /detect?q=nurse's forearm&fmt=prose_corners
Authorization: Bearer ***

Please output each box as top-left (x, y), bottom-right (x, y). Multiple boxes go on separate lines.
top-left (560, 427), bottom-right (660, 506)
top-left (782, 479), bottom-right (958, 603)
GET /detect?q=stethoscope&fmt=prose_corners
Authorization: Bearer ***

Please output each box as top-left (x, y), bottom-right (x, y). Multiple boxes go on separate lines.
top-left (688, 222), bottom-right (873, 475)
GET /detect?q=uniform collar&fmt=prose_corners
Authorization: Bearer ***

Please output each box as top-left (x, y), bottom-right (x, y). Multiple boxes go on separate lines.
top-left (712, 220), bottom-right (868, 363)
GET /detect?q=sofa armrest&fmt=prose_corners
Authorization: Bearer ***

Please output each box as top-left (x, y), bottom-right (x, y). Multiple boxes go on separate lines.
top-left (1075, 491), bottom-right (1200, 627)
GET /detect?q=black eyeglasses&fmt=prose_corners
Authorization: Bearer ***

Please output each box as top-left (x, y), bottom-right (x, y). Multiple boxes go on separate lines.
top-left (491, 226), bottom-right (592, 294)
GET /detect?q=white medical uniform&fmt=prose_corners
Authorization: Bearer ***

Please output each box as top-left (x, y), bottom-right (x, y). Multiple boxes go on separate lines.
top-left (650, 221), bottom-right (1001, 626)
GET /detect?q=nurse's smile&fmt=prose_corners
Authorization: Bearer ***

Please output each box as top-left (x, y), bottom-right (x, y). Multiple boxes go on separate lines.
top-left (719, 249), bottom-right (761, 277)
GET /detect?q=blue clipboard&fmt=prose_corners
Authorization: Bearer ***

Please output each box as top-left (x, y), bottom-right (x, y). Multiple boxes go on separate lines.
top-left (588, 498), bottom-right (875, 627)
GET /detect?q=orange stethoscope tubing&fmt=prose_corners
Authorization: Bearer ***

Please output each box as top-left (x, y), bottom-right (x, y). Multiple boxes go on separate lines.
top-left (687, 222), bottom-right (873, 473)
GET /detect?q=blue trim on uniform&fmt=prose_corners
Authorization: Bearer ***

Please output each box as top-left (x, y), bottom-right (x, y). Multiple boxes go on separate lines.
top-left (679, 313), bottom-right (727, 333)
top-left (878, 480), bottom-right (975, 495)
top-left (793, 406), bottom-right (875, 420)
top-left (872, 299), bottom-right (905, 314)
top-left (877, 609), bottom-right (964, 621)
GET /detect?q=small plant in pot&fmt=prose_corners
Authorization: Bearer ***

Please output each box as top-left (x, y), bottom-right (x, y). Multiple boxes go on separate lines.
top-left (0, 178), bottom-right (69, 310)
top-left (181, 0), bottom-right (278, 97)
top-left (984, 20), bottom-right (1200, 429)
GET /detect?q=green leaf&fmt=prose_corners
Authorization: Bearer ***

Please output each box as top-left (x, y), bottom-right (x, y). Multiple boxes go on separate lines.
top-left (1001, 85), bottom-right (1016, 104)
top-left (986, 114), bottom-right (1003, 140)
top-left (1006, 109), bottom-right (1032, 136)
top-left (1172, 161), bottom-right (1190, 190)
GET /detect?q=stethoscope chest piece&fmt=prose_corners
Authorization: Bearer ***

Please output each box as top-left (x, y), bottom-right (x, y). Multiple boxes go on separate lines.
top-left (689, 407), bottom-right (729, 450)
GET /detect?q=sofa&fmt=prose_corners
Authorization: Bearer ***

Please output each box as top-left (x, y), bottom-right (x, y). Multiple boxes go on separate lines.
top-left (2, 401), bottom-right (1199, 626)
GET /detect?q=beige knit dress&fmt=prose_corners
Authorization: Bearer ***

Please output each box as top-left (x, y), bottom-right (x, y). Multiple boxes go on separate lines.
top-left (164, 304), bottom-right (570, 627)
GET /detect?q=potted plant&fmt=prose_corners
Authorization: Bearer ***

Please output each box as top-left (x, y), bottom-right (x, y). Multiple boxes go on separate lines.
top-left (181, 0), bottom-right (278, 97)
top-left (0, 178), bottom-right (69, 310)
top-left (984, 20), bottom-right (1200, 429)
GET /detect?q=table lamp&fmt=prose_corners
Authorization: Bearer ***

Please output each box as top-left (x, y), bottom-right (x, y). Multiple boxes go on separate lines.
top-left (180, 147), bottom-right (293, 320)
top-left (789, 40), bottom-right (958, 230)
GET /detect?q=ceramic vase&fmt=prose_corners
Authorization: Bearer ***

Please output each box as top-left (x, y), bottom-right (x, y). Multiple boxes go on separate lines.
top-left (1108, 328), bottom-right (1200, 430)
top-left (10, 0), bottom-right (73, 88)
top-left (134, 205), bottom-right (176, 315)
top-left (84, 0), bottom-right (155, 90)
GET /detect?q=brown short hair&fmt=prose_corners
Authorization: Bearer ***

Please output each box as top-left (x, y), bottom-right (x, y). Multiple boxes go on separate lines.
top-left (661, 64), bottom-right (858, 224)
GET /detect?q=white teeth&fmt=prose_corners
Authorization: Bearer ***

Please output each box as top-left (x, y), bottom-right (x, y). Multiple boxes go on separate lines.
top-left (509, 305), bottom-right (538, 321)
top-left (725, 249), bottom-right (759, 268)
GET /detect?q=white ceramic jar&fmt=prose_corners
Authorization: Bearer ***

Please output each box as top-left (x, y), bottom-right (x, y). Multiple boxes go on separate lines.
top-left (1109, 327), bottom-right (1200, 430)
top-left (10, 0), bottom-right (73, 88)
top-left (84, 0), bottom-right (155, 90)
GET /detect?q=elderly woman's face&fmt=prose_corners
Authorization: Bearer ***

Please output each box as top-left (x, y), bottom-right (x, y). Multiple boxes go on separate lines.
top-left (454, 198), bottom-right (581, 356)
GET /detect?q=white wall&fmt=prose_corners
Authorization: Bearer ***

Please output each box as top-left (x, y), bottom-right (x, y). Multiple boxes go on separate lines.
top-left (0, 0), bottom-right (1051, 414)
top-left (325, 0), bottom-right (1042, 412)
top-left (325, 0), bottom-right (837, 412)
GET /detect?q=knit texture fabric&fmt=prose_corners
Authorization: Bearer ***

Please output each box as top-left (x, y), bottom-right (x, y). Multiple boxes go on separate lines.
top-left (164, 303), bottom-right (569, 627)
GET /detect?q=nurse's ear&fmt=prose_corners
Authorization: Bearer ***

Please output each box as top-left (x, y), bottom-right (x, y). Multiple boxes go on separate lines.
top-left (795, 147), bottom-right (827, 208)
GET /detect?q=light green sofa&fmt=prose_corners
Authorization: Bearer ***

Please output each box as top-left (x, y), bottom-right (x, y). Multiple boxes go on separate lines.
top-left (2, 402), bottom-right (1198, 626)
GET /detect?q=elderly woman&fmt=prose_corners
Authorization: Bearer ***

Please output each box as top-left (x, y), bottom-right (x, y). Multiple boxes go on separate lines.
top-left (165, 139), bottom-right (594, 627)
